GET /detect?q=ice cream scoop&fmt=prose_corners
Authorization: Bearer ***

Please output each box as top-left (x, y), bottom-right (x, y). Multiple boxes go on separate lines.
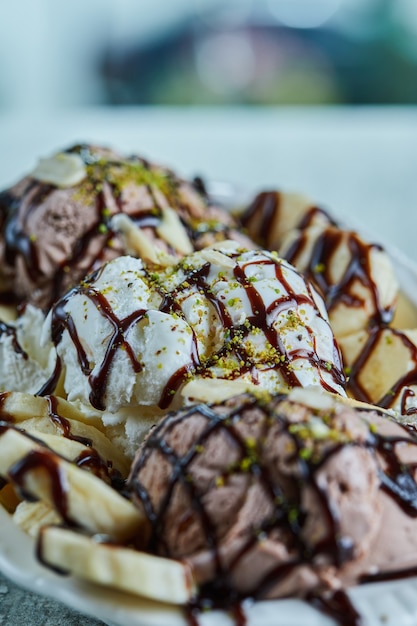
top-left (38, 242), bottom-right (345, 452)
top-left (0, 305), bottom-right (56, 394)
top-left (0, 144), bottom-right (252, 311)
top-left (127, 388), bottom-right (417, 619)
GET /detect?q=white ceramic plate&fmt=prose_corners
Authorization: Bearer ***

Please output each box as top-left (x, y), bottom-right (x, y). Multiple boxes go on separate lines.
top-left (3, 502), bottom-right (417, 626)
top-left (2, 214), bottom-right (417, 626)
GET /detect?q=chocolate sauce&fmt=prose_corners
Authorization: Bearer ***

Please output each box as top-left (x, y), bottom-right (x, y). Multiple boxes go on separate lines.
top-left (307, 589), bottom-right (362, 626)
top-left (240, 191), bottom-right (281, 247)
top-left (44, 395), bottom-right (123, 487)
top-left (0, 392), bottom-right (12, 421)
top-left (46, 278), bottom-right (146, 410)
top-left (7, 445), bottom-right (71, 519)
top-left (0, 320), bottom-right (28, 358)
top-left (42, 249), bottom-right (345, 410)
top-left (45, 396), bottom-right (92, 447)
top-left (0, 144), bottom-right (244, 310)
top-left (239, 190), bottom-right (335, 250)
top-left (284, 226), bottom-right (394, 328)
top-left (129, 395), bottom-right (417, 626)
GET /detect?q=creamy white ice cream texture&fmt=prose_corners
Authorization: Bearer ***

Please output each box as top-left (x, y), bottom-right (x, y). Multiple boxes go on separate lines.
top-left (41, 242), bottom-right (346, 435)
top-left (0, 305), bottom-right (56, 394)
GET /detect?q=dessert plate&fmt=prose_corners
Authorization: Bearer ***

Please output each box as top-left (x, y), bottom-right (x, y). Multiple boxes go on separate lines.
top-left (1, 196), bottom-right (417, 626)
top-left (2, 502), bottom-right (417, 626)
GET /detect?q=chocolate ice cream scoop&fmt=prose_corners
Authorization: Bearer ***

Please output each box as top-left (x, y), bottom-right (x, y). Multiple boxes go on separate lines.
top-left (128, 388), bottom-right (417, 623)
top-left (0, 144), bottom-right (252, 311)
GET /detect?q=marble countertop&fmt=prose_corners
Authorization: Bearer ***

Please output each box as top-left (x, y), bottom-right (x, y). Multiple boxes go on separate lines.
top-left (1, 105), bottom-right (417, 625)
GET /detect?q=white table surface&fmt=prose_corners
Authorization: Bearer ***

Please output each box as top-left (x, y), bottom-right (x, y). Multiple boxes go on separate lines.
top-left (1, 105), bottom-right (417, 261)
top-left (1, 105), bottom-right (417, 625)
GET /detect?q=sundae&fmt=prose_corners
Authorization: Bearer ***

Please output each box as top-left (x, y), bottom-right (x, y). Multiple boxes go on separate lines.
top-left (0, 144), bottom-right (417, 626)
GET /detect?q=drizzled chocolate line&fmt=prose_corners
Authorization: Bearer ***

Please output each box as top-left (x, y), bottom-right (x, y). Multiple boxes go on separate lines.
top-left (42, 250), bottom-right (345, 410)
top-left (2, 180), bottom-right (43, 273)
top-left (0, 145), bottom-right (242, 309)
top-left (284, 227), bottom-right (394, 328)
top-left (239, 190), bottom-right (335, 249)
top-left (129, 395), bottom-right (417, 626)
top-left (0, 320), bottom-right (28, 358)
top-left (46, 396), bottom-right (92, 448)
top-left (241, 191), bottom-right (282, 247)
top-left (47, 279), bottom-right (146, 410)
top-left (347, 327), bottom-right (417, 415)
top-left (0, 395), bottom-right (121, 488)
top-left (0, 392), bottom-right (11, 419)
top-left (0, 420), bottom-right (74, 521)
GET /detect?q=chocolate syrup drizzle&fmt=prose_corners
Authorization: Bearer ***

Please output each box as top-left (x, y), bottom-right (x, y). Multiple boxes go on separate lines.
top-left (0, 320), bottom-right (28, 358)
top-left (128, 394), bottom-right (417, 626)
top-left (42, 249), bottom-right (345, 410)
top-left (239, 190), bottom-right (335, 249)
top-left (0, 395), bottom-right (122, 489)
top-left (284, 226), bottom-right (394, 328)
top-left (0, 144), bottom-right (243, 310)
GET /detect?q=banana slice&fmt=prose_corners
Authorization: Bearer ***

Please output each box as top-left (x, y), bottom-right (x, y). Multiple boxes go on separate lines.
top-left (0, 391), bottom-right (103, 430)
top-left (239, 190), bottom-right (330, 250)
top-left (0, 303), bottom-right (17, 322)
top-left (38, 525), bottom-right (196, 605)
top-left (13, 500), bottom-right (61, 538)
top-left (19, 416), bottom-right (130, 478)
top-left (0, 392), bottom-right (131, 477)
top-left (339, 327), bottom-right (417, 415)
top-left (0, 424), bottom-right (148, 542)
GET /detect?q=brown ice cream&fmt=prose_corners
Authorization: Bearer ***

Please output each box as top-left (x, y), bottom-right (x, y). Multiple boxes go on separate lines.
top-left (128, 388), bottom-right (417, 613)
top-left (0, 144), bottom-right (253, 311)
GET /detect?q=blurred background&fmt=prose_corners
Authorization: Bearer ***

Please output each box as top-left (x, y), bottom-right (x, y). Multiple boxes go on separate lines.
top-left (0, 0), bottom-right (416, 263)
top-left (1, 0), bottom-right (417, 111)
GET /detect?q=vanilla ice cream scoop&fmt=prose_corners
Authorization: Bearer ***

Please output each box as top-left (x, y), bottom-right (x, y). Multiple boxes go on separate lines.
top-left (0, 305), bottom-right (56, 394)
top-left (41, 243), bottom-right (346, 432)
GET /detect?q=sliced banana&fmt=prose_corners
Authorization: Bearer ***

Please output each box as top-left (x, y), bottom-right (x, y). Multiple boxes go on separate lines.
top-left (339, 327), bottom-right (417, 414)
top-left (0, 392), bottom-right (103, 430)
top-left (13, 500), bottom-right (61, 538)
top-left (38, 525), bottom-right (196, 605)
top-left (0, 392), bottom-right (131, 476)
top-left (0, 303), bottom-right (17, 323)
top-left (181, 378), bottom-right (260, 403)
top-left (0, 425), bottom-right (148, 542)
